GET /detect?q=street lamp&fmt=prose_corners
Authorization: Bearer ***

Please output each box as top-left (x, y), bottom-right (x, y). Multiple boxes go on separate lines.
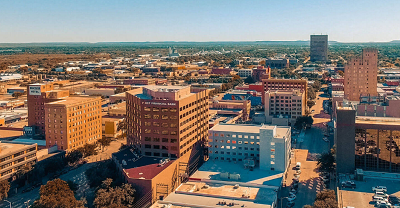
top-left (3, 200), bottom-right (11, 208)
top-left (280, 196), bottom-right (288, 208)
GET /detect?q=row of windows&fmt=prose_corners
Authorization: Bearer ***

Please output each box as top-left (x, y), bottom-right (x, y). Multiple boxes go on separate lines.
top-left (211, 151), bottom-right (260, 157)
top-left (144, 107), bottom-right (177, 112)
top-left (212, 133), bottom-right (260, 139)
top-left (144, 129), bottom-right (177, 135)
top-left (144, 137), bottom-right (178, 143)
top-left (144, 122), bottom-right (177, 128)
top-left (179, 97), bottom-right (208, 111)
top-left (211, 139), bottom-right (263, 145)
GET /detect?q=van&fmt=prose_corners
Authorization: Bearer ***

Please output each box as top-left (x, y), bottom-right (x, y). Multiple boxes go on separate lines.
top-left (296, 162), bottom-right (301, 170)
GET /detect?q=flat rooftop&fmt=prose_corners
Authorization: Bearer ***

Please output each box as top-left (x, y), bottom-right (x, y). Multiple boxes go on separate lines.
top-left (190, 160), bottom-right (283, 187)
top-left (0, 143), bottom-right (34, 156)
top-left (113, 147), bottom-right (174, 180)
top-left (210, 124), bottom-right (261, 133)
top-left (143, 85), bottom-right (189, 91)
top-left (356, 116), bottom-right (400, 126)
top-left (46, 95), bottom-right (99, 106)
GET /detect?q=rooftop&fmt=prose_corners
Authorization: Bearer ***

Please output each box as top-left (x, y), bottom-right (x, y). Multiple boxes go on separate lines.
top-left (46, 95), bottom-right (100, 106)
top-left (356, 116), bottom-right (400, 126)
top-left (0, 142), bottom-right (35, 156)
top-left (113, 147), bottom-right (174, 180)
top-left (190, 160), bottom-right (283, 187)
top-left (210, 124), bottom-right (261, 134)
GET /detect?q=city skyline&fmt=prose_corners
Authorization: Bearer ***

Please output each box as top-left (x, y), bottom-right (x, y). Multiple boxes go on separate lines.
top-left (2, 0), bottom-right (400, 43)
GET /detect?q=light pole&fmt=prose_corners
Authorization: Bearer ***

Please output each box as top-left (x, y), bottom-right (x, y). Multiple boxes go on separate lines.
top-left (280, 196), bottom-right (288, 208)
top-left (3, 200), bottom-right (11, 208)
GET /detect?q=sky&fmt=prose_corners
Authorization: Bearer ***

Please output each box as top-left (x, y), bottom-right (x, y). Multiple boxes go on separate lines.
top-left (1, 0), bottom-right (400, 43)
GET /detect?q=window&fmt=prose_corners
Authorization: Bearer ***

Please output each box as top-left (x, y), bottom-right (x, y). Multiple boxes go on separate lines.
top-left (153, 138), bottom-right (160, 142)
top-left (153, 122), bottom-right (160, 127)
top-left (162, 115), bottom-right (168, 120)
top-left (144, 107), bottom-right (151, 111)
top-left (145, 122), bottom-right (151, 126)
top-left (145, 137), bottom-right (151, 141)
top-left (145, 144), bottom-right (151, 148)
top-left (162, 108), bottom-right (168, 112)
top-left (153, 107), bottom-right (159, 112)
top-left (144, 114), bottom-right (151, 119)
top-left (153, 115), bottom-right (160, 119)
top-left (153, 145), bottom-right (160, 149)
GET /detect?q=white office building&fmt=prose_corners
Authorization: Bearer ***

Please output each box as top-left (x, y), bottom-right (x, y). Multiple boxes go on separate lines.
top-left (208, 124), bottom-right (291, 172)
top-left (238, 69), bottom-right (253, 78)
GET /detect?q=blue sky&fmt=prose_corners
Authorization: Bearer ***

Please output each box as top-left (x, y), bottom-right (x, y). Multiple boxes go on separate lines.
top-left (1, 0), bottom-right (399, 43)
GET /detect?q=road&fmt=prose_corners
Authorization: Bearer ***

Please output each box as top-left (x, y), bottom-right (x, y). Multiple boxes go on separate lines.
top-left (280, 92), bottom-right (332, 208)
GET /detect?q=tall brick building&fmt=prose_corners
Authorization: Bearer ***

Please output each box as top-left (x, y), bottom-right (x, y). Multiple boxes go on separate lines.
top-left (126, 86), bottom-right (209, 159)
top-left (344, 48), bottom-right (378, 101)
top-left (27, 83), bottom-right (102, 150)
top-left (261, 79), bottom-right (308, 104)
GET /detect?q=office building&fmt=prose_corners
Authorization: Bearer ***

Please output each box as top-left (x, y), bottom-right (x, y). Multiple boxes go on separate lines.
top-left (0, 143), bottom-right (37, 181)
top-left (45, 96), bottom-right (102, 151)
top-left (265, 58), bottom-right (289, 69)
top-left (310, 35), bottom-right (328, 62)
top-left (344, 48), bottom-right (378, 101)
top-left (126, 86), bottom-right (209, 158)
top-left (208, 124), bottom-right (291, 172)
top-left (264, 90), bottom-right (306, 125)
top-left (262, 79), bottom-right (308, 104)
top-left (252, 66), bottom-right (271, 82)
top-left (238, 69), bottom-right (253, 78)
top-left (335, 101), bottom-right (400, 173)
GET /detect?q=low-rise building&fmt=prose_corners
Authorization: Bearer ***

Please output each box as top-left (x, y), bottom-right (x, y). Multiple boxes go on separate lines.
top-left (264, 90), bottom-right (306, 126)
top-left (0, 143), bottom-right (37, 181)
top-left (208, 124), bottom-right (291, 172)
top-left (238, 69), bottom-right (253, 78)
top-left (123, 78), bottom-right (156, 85)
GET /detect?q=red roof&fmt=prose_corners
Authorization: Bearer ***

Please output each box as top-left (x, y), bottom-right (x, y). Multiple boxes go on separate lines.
top-left (124, 160), bottom-right (174, 180)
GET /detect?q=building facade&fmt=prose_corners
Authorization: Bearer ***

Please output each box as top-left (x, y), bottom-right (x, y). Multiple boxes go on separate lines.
top-left (252, 66), bottom-right (271, 82)
top-left (264, 90), bottom-right (306, 125)
top-left (238, 69), bottom-right (253, 78)
top-left (262, 79), bottom-right (308, 104)
top-left (208, 124), bottom-right (291, 172)
top-left (310, 35), bottom-right (328, 62)
top-left (0, 143), bottom-right (37, 181)
top-left (45, 96), bottom-right (102, 151)
top-left (126, 86), bottom-right (209, 159)
top-left (344, 48), bottom-right (378, 101)
top-left (336, 101), bottom-right (400, 173)
top-left (265, 59), bottom-right (289, 69)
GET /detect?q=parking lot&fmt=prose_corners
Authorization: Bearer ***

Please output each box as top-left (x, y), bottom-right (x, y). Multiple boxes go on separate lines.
top-left (340, 175), bottom-right (400, 208)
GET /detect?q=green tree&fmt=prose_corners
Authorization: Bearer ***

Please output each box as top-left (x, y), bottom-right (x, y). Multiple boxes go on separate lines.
top-left (85, 160), bottom-right (118, 188)
top-left (33, 179), bottom-right (85, 208)
top-left (94, 178), bottom-right (135, 208)
top-left (313, 190), bottom-right (338, 208)
top-left (77, 143), bottom-right (97, 157)
top-left (0, 180), bottom-right (10, 200)
top-left (65, 150), bottom-right (83, 164)
top-left (312, 80), bottom-right (322, 92)
top-left (317, 150), bottom-right (336, 173)
top-left (244, 76), bottom-right (255, 84)
top-left (307, 100), bottom-right (316, 110)
top-left (294, 116), bottom-right (313, 130)
top-left (308, 88), bottom-right (316, 100)
top-left (98, 137), bottom-right (112, 151)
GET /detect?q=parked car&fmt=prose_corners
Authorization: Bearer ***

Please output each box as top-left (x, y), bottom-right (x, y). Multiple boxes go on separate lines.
top-left (376, 201), bottom-right (391, 207)
top-left (341, 181), bottom-right (356, 189)
top-left (375, 191), bottom-right (389, 198)
top-left (372, 186), bottom-right (387, 192)
top-left (373, 196), bottom-right (388, 203)
top-left (286, 201), bottom-right (295, 208)
top-left (290, 189), bottom-right (297, 194)
top-left (323, 137), bottom-right (329, 142)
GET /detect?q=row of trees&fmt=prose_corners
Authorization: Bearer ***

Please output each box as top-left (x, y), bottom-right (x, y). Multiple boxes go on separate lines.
top-left (303, 190), bottom-right (338, 208)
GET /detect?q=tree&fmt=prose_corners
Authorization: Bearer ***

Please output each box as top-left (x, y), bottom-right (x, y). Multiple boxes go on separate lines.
top-left (294, 116), bottom-right (313, 130)
top-left (77, 143), bottom-right (97, 158)
top-left (244, 76), bottom-right (255, 84)
top-left (33, 179), bottom-right (85, 208)
top-left (65, 150), bottom-right (83, 164)
top-left (312, 80), bottom-right (322, 92)
top-left (86, 160), bottom-right (118, 188)
top-left (307, 100), bottom-right (316, 110)
top-left (313, 190), bottom-right (338, 208)
top-left (94, 178), bottom-right (135, 208)
top-left (338, 70), bottom-right (344, 77)
top-left (317, 150), bottom-right (336, 173)
top-left (0, 180), bottom-right (10, 200)
top-left (308, 88), bottom-right (316, 100)
top-left (98, 137), bottom-right (112, 151)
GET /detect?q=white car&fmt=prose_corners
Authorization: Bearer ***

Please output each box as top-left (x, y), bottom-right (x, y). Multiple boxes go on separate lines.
top-left (375, 192), bottom-right (389, 198)
top-left (376, 201), bottom-right (391, 207)
top-left (323, 137), bottom-right (329, 142)
top-left (372, 186), bottom-right (388, 192)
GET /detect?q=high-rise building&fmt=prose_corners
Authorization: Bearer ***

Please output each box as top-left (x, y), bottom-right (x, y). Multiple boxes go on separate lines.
top-left (335, 101), bottom-right (400, 173)
top-left (310, 35), bottom-right (328, 62)
top-left (45, 96), bottom-right (102, 151)
top-left (27, 83), bottom-right (102, 150)
top-left (344, 48), bottom-right (378, 101)
top-left (126, 85), bottom-right (209, 159)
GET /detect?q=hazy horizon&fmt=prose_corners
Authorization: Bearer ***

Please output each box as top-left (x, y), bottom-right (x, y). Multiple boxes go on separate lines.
top-left (2, 0), bottom-right (400, 43)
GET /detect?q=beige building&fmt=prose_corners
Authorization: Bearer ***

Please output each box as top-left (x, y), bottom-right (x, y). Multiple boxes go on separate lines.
top-left (45, 96), bottom-right (102, 151)
top-left (0, 143), bottom-right (37, 181)
top-left (344, 48), bottom-right (378, 101)
top-left (264, 90), bottom-right (305, 125)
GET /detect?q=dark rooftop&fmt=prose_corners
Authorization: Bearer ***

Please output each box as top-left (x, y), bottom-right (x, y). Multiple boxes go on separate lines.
top-left (113, 147), bottom-right (175, 180)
